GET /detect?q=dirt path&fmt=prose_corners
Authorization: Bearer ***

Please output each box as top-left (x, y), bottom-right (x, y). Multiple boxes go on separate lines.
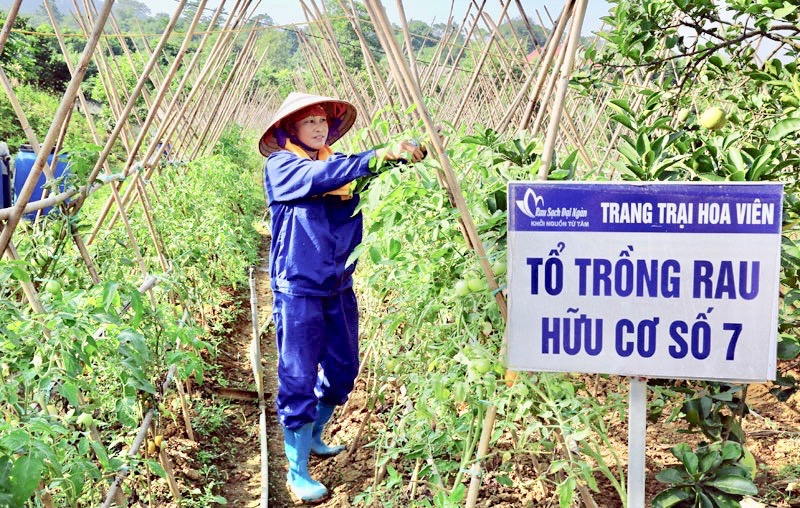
top-left (207, 233), bottom-right (299, 507)
top-left (210, 232), bottom-right (378, 507)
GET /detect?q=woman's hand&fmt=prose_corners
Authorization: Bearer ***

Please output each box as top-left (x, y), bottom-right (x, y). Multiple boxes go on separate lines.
top-left (377, 140), bottom-right (426, 163)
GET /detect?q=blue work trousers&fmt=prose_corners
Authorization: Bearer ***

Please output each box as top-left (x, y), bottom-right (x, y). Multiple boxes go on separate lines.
top-left (273, 289), bottom-right (359, 430)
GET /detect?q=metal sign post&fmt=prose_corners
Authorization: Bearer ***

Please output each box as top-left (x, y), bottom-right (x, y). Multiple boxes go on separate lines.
top-left (628, 377), bottom-right (647, 508)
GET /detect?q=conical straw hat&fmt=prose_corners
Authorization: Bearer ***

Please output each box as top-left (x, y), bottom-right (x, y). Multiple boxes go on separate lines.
top-left (258, 92), bottom-right (357, 157)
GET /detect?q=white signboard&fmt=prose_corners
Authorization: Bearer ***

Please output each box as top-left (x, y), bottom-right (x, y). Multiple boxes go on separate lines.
top-left (507, 182), bottom-right (783, 382)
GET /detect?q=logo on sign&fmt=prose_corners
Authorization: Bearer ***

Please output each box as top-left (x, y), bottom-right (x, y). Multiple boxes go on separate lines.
top-left (516, 188), bottom-right (544, 219)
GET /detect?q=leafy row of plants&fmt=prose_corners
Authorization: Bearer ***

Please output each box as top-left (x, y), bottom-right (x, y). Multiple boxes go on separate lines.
top-left (0, 127), bottom-right (264, 507)
top-left (344, 20), bottom-right (800, 499)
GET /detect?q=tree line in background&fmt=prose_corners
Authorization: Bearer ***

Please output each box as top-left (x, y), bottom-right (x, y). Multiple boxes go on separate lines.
top-left (0, 0), bottom-right (558, 153)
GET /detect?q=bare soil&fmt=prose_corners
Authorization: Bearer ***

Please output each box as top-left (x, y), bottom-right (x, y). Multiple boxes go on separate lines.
top-left (161, 230), bottom-right (800, 507)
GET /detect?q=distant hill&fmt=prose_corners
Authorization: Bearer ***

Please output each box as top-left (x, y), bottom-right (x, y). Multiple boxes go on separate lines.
top-left (0, 0), bottom-right (77, 16)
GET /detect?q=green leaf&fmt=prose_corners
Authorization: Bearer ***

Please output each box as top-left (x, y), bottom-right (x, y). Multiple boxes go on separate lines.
top-left (557, 476), bottom-right (575, 508)
top-left (652, 487), bottom-right (691, 508)
top-left (608, 98), bottom-right (633, 116)
top-left (58, 382), bottom-right (81, 408)
top-left (496, 474), bottom-right (513, 487)
top-left (699, 450), bottom-right (723, 473)
top-left (767, 117), bottom-right (800, 141)
top-left (774, 3), bottom-right (797, 18)
top-left (726, 148), bottom-right (745, 173)
top-left (611, 113), bottom-right (635, 131)
top-left (705, 475), bottom-right (758, 495)
top-left (346, 242), bottom-right (368, 268)
top-left (146, 459), bottom-right (167, 478)
top-left (387, 239), bottom-right (401, 259)
top-left (655, 467), bottom-right (691, 484)
top-left (672, 444), bottom-right (699, 476)
top-left (102, 282), bottom-right (120, 311)
top-left (11, 454), bottom-right (44, 505)
top-left (0, 429), bottom-right (30, 453)
top-left (698, 491), bottom-right (715, 508)
top-left (777, 336), bottom-right (800, 360)
top-left (682, 397), bottom-right (711, 427)
top-left (707, 489), bottom-right (744, 508)
top-left (368, 245), bottom-right (381, 264)
top-left (720, 441), bottom-right (743, 461)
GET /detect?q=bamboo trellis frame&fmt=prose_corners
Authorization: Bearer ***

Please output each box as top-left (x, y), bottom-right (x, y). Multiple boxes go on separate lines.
top-left (0, 0), bottom-right (717, 505)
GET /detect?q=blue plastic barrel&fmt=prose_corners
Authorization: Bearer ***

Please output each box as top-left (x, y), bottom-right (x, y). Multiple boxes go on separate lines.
top-left (14, 145), bottom-right (70, 217)
top-left (0, 160), bottom-right (9, 209)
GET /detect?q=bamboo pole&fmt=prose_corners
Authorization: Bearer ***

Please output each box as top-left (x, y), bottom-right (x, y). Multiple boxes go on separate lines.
top-left (154, 0), bottom-right (233, 159)
top-left (0, 0), bottom-right (22, 56)
top-left (464, 405), bottom-right (496, 507)
top-left (71, 0), bottom-right (187, 222)
top-left (202, 29), bottom-right (268, 156)
top-left (83, 0), bottom-right (197, 241)
top-left (77, 0), bottom-right (142, 148)
top-left (338, 0), bottom-right (404, 131)
top-left (395, 0), bottom-right (420, 83)
top-left (450, 0), bottom-right (512, 128)
top-left (364, 5), bottom-right (413, 111)
top-left (436, 1), bottom-right (483, 105)
top-left (312, 0), bottom-right (381, 135)
top-left (170, 0), bottom-right (248, 156)
top-left (44, 0), bottom-right (141, 279)
top-left (0, 0), bottom-right (115, 256)
top-left (189, 29), bottom-right (258, 159)
top-left (0, 69), bottom-right (43, 155)
top-left (248, 267), bottom-right (269, 508)
top-left (539, 0), bottom-right (588, 176)
top-left (363, 0), bottom-right (505, 319)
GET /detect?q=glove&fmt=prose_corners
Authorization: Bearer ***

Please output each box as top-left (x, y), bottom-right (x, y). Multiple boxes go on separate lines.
top-left (377, 140), bottom-right (426, 163)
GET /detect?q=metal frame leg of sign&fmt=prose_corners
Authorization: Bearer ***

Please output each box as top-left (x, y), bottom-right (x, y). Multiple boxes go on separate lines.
top-left (628, 377), bottom-right (647, 508)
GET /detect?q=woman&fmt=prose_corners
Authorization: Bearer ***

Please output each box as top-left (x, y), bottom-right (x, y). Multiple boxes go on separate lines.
top-left (259, 92), bottom-right (424, 503)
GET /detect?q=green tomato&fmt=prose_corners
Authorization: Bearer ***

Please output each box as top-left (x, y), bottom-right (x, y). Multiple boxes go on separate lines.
top-left (491, 260), bottom-right (507, 276)
top-left (472, 358), bottom-right (492, 375)
top-left (33, 253), bottom-right (48, 269)
top-left (467, 278), bottom-right (486, 292)
top-left (454, 279), bottom-right (470, 296)
top-left (44, 280), bottom-right (62, 296)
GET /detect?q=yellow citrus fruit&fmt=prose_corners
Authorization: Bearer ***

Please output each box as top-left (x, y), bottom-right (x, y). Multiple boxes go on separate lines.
top-left (699, 106), bottom-right (726, 130)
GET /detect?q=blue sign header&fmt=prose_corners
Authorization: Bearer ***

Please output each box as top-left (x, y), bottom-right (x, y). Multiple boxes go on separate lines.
top-left (509, 182), bottom-right (783, 234)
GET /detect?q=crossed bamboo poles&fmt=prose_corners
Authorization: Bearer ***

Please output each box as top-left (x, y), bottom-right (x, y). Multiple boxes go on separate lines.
top-left (0, 0), bottom-right (644, 505)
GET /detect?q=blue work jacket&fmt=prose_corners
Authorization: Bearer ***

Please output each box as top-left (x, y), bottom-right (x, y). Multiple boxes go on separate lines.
top-left (264, 149), bottom-right (376, 296)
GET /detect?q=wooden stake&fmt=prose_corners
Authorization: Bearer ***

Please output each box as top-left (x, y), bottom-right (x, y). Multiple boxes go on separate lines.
top-left (540, 0), bottom-right (588, 177)
top-left (464, 405), bottom-right (496, 507)
top-left (0, 0), bottom-right (115, 256)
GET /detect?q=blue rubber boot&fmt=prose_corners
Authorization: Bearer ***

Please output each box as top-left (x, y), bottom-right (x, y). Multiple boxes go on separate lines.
top-left (311, 403), bottom-right (346, 457)
top-left (284, 423), bottom-right (329, 503)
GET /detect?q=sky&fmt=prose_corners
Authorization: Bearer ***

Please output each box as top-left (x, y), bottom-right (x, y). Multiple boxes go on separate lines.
top-left (137, 0), bottom-right (613, 36)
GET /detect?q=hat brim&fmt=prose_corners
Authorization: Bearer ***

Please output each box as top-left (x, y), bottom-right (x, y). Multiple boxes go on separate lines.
top-left (258, 92), bottom-right (357, 157)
